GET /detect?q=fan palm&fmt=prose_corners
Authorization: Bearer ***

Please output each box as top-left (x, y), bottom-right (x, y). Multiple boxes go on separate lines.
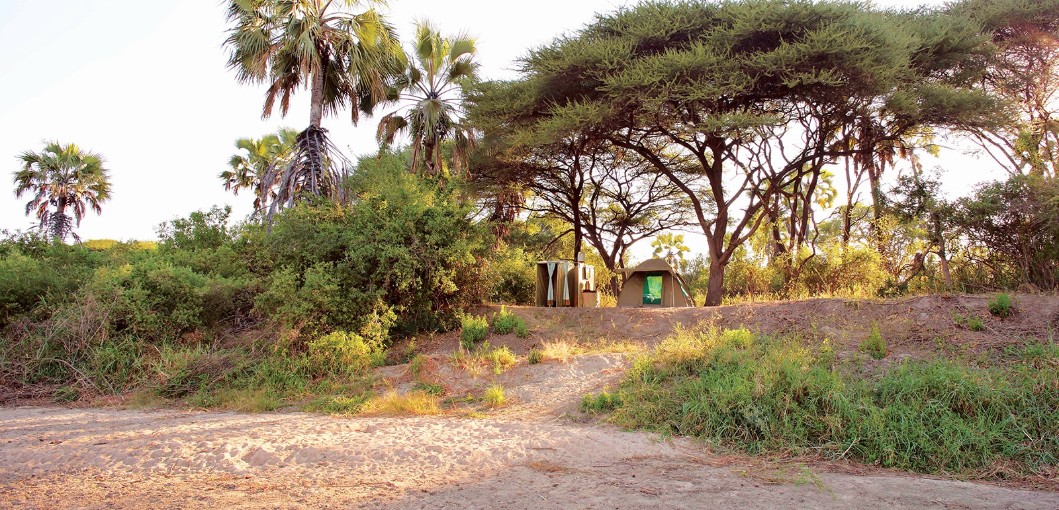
top-left (13, 142), bottom-right (112, 243)
top-left (377, 22), bottom-right (478, 176)
top-left (220, 128), bottom-right (299, 212)
top-left (224, 0), bottom-right (402, 218)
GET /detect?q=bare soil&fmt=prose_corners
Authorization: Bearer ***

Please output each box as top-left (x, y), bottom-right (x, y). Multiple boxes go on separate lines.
top-left (2, 294), bottom-right (1057, 509)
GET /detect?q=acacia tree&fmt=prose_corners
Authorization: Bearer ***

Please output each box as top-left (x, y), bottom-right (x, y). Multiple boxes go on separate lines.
top-left (13, 142), bottom-right (112, 242)
top-left (377, 23), bottom-right (478, 177)
top-left (220, 128), bottom-right (298, 212)
top-left (470, 84), bottom-right (693, 294)
top-left (957, 0), bottom-right (1059, 177)
top-left (497, 1), bottom-right (994, 305)
top-left (224, 0), bottom-right (402, 219)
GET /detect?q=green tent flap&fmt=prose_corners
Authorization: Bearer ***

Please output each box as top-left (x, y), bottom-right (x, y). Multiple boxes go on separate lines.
top-left (643, 274), bottom-right (662, 305)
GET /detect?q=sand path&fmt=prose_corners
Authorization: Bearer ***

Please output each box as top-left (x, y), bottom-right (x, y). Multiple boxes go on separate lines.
top-left (1, 403), bottom-right (1056, 509)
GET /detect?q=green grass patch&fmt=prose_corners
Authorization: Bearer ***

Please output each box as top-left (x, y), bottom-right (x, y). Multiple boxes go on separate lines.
top-left (590, 326), bottom-right (1059, 477)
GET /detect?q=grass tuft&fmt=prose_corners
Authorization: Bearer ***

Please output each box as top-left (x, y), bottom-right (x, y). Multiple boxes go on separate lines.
top-left (484, 384), bottom-right (506, 408)
top-left (360, 390), bottom-right (441, 416)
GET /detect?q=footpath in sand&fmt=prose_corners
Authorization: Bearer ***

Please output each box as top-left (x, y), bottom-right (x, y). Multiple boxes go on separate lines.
top-left (2, 352), bottom-right (1059, 509)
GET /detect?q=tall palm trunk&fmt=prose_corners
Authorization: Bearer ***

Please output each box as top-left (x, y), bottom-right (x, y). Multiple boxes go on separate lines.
top-left (309, 70), bottom-right (325, 129)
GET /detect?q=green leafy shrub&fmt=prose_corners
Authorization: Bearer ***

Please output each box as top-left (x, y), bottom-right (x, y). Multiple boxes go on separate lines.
top-left (860, 322), bottom-right (887, 359)
top-left (967, 315), bottom-right (985, 331)
top-left (486, 245), bottom-right (535, 305)
top-left (988, 293), bottom-right (1012, 318)
top-left (527, 348), bottom-right (543, 364)
top-left (514, 321), bottom-right (530, 338)
top-left (492, 306), bottom-right (527, 335)
top-left (307, 330), bottom-right (380, 376)
top-left (460, 314), bottom-right (489, 349)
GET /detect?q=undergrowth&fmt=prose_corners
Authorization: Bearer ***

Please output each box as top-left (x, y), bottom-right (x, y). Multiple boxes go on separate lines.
top-left (588, 325), bottom-right (1059, 477)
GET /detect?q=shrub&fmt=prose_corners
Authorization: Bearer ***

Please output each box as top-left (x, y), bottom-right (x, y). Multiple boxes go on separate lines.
top-left (460, 314), bottom-right (489, 349)
top-left (485, 345), bottom-right (517, 374)
top-left (484, 384), bottom-right (506, 408)
top-left (967, 315), bottom-right (985, 331)
top-left (860, 322), bottom-right (887, 359)
top-left (527, 348), bottom-right (543, 364)
top-left (492, 306), bottom-right (529, 336)
top-left (307, 331), bottom-right (378, 376)
top-left (988, 293), bottom-right (1013, 318)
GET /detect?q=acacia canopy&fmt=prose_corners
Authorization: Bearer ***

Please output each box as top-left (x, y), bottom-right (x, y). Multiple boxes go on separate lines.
top-left (476, 0), bottom-right (998, 305)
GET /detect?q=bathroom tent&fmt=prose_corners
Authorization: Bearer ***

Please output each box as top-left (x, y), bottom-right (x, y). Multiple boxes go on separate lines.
top-left (617, 258), bottom-right (695, 307)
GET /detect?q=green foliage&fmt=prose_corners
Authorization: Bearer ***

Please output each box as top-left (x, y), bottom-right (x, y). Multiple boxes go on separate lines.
top-left (580, 391), bottom-right (621, 414)
top-left (988, 293), bottom-right (1013, 318)
top-left (527, 348), bottom-right (543, 364)
top-left (412, 382), bottom-right (445, 396)
top-left (860, 322), bottom-right (888, 359)
top-left (492, 306), bottom-right (528, 337)
top-left (460, 314), bottom-right (489, 350)
top-left (307, 330), bottom-right (380, 376)
top-left (256, 155), bottom-right (491, 336)
top-left (605, 327), bottom-right (1059, 475)
top-left (486, 245), bottom-right (536, 305)
top-left (53, 386), bottom-right (80, 403)
top-left (967, 315), bottom-right (985, 331)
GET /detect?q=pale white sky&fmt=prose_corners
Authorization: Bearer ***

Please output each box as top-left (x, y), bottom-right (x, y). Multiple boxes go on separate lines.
top-left (0, 0), bottom-right (991, 250)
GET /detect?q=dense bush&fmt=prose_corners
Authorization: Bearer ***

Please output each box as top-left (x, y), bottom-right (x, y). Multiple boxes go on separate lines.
top-left (255, 155), bottom-right (491, 337)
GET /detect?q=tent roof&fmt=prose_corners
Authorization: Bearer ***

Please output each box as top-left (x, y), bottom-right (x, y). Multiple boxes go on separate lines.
top-left (622, 257), bottom-right (678, 275)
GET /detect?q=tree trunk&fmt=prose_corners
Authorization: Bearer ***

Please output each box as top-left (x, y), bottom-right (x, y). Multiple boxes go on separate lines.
top-left (309, 70), bottom-right (325, 128)
top-left (704, 258), bottom-right (725, 306)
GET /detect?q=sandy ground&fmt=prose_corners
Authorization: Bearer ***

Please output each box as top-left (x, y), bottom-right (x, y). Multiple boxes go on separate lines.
top-left (1, 406), bottom-right (1058, 510)
top-left (4, 348), bottom-right (1059, 510)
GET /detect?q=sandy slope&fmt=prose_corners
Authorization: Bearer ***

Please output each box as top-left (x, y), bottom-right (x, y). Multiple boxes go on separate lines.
top-left (1, 404), bottom-right (1057, 509)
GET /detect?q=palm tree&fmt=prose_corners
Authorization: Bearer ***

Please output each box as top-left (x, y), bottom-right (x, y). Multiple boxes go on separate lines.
top-left (13, 142), bottom-right (112, 243)
top-left (377, 22), bottom-right (478, 177)
top-left (220, 128), bottom-right (299, 212)
top-left (224, 0), bottom-right (402, 219)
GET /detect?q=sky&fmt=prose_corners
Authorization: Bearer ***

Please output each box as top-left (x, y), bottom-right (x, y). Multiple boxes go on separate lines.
top-left (0, 0), bottom-right (994, 250)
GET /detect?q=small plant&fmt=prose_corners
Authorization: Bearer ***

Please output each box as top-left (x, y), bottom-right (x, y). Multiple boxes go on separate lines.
top-left (514, 321), bottom-right (530, 338)
top-left (967, 315), bottom-right (985, 332)
top-left (484, 384), bottom-right (506, 408)
top-left (860, 321), bottom-right (887, 359)
top-left (484, 344), bottom-right (517, 375)
top-left (492, 306), bottom-right (523, 334)
top-left (53, 385), bottom-right (80, 403)
top-left (412, 382), bottom-right (445, 396)
top-left (988, 293), bottom-right (1012, 318)
top-left (580, 391), bottom-right (621, 413)
top-left (460, 314), bottom-right (490, 349)
top-left (409, 353), bottom-right (428, 378)
top-left (540, 339), bottom-right (581, 363)
top-left (527, 348), bottom-right (543, 364)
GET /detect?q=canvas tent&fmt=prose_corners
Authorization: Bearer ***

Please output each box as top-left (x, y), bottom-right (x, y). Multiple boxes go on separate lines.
top-left (617, 258), bottom-right (695, 307)
top-left (535, 260), bottom-right (598, 307)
